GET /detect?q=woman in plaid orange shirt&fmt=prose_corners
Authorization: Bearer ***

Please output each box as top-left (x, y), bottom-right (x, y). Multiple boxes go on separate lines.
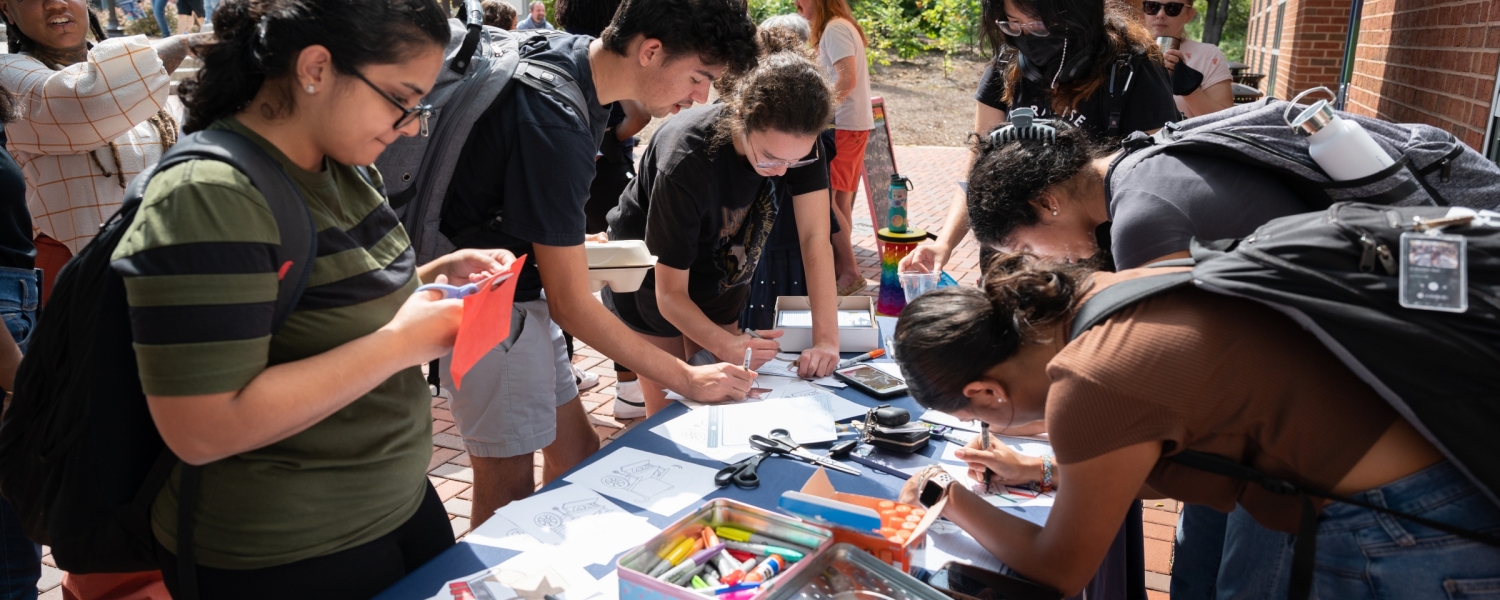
top-left (0, 0), bottom-right (209, 299)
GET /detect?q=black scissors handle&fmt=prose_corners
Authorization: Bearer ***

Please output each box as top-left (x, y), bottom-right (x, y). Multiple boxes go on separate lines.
top-left (749, 434), bottom-right (797, 456)
top-left (715, 452), bottom-right (768, 489)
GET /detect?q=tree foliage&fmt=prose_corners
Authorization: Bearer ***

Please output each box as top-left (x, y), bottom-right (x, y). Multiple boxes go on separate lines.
top-left (1186, 0), bottom-right (1250, 62)
top-left (749, 0), bottom-right (983, 69)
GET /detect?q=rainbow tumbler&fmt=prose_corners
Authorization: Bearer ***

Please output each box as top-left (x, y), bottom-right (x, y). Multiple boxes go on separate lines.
top-left (876, 227), bottom-right (928, 316)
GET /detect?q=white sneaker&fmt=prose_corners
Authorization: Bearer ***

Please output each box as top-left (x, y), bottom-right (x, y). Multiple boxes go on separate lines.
top-left (613, 379), bottom-right (646, 419)
top-left (573, 365), bottom-right (601, 392)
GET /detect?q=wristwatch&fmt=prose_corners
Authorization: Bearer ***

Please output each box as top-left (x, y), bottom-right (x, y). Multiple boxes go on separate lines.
top-left (918, 470), bottom-right (956, 508)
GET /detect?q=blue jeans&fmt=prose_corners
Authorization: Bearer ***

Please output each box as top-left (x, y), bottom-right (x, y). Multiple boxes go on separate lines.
top-left (1314, 461), bottom-right (1500, 599)
top-left (152, 0), bottom-right (171, 35)
top-left (202, 0), bottom-right (217, 21)
top-left (1172, 504), bottom-right (1294, 599)
top-left (0, 266), bottom-right (39, 600)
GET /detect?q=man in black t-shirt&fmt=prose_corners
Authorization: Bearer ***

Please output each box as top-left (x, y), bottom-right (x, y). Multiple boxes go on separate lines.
top-left (438, 0), bottom-right (758, 526)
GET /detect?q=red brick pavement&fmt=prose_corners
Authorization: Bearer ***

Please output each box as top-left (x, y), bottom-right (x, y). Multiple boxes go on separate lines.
top-left (31, 144), bottom-right (1175, 600)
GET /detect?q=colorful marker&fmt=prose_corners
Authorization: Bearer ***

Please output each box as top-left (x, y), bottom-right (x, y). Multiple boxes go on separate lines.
top-left (648, 537), bottom-right (695, 577)
top-left (659, 543), bottom-right (725, 583)
top-left (694, 582), bottom-right (763, 596)
top-left (690, 576), bottom-right (710, 590)
top-left (723, 540), bottom-right (805, 561)
top-left (743, 555), bottom-right (785, 584)
top-left (714, 527), bottom-right (815, 556)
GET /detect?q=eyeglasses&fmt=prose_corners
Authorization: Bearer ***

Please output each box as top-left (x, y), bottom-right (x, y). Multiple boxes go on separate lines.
top-left (350, 69), bottom-right (434, 137)
top-left (994, 19), bottom-right (1051, 37)
top-left (1141, 1), bottom-right (1187, 16)
top-left (745, 134), bottom-right (820, 170)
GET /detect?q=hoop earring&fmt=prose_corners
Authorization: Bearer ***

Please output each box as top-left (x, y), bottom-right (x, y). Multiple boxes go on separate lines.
top-left (305, 85), bottom-right (316, 94)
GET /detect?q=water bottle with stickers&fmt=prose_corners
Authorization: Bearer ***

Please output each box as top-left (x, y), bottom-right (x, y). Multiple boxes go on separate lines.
top-left (887, 173), bottom-right (914, 234)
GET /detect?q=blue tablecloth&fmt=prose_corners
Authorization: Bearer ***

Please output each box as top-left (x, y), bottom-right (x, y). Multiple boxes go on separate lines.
top-left (376, 318), bottom-right (928, 599)
top-left (377, 316), bottom-right (1150, 600)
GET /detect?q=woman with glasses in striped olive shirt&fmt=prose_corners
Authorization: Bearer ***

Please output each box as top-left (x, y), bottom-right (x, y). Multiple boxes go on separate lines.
top-left (109, 0), bottom-right (517, 597)
top-left (603, 50), bottom-right (843, 416)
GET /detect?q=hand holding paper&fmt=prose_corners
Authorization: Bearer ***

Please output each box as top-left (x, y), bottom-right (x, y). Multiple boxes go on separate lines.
top-left (448, 254), bottom-right (528, 390)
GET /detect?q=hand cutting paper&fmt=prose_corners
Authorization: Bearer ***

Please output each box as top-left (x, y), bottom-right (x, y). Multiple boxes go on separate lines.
top-left (449, 254), bottom-right (527, 390)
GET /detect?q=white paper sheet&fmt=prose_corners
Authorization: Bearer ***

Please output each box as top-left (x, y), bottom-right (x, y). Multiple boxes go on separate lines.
top-left (919, 410), bottom-right (982, 432)
top-left (562, 447), bottom-right (722, 516)
top-left (464, 514), bottom-right (544, 552)
top-left (651, 393), bottom-right (865, 464)
top-left (919, 520), bottom-right (1006, 573)
top-left (939, 463), bottom-right (1054, 515)
top-left (481, 484), bottom-right (661, 565)
top-left (755, 359), bottom-right (846, 388)
top-left (674, 375), bottom-right (822, 407)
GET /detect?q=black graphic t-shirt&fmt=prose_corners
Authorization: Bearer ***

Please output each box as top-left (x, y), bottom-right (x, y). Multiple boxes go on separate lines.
top-left (608, 104), bottom-right (828, 319)
top-left (974, 52), bottom-right (1177, 141)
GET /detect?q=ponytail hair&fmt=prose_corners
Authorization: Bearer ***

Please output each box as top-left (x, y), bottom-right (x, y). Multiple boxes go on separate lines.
top-left (892, 252), bottom-right (1092, 412)
top-left (182, 0), bottom-right (450, 133)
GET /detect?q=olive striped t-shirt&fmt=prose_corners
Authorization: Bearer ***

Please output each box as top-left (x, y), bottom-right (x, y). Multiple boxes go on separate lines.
top-left (110, 118), bottom-right (431, 569)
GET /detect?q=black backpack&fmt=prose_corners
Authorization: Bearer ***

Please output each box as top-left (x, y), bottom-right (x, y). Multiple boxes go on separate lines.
top-left (374, 0), bottom-right (590, 267)
top-left (1068, 201), bottom-right (1500, 599)
top-left (1109, 97), bottom-right (1500, 210)
top-left (0, 130), bottom-right (318, 595)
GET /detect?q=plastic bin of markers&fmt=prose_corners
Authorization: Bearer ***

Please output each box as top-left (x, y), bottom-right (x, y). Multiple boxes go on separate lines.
top-left (618, 499), bottom-right (835, 600)
top-left (758, 543), bottom-right (952, 600)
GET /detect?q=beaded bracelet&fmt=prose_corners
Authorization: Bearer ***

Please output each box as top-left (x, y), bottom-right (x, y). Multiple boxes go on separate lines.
top-left (1039, 455), bottom-right (1056, 493)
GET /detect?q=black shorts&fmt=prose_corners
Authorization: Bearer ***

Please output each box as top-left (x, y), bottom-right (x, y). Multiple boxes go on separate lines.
top-left (603, 282), bottom-right (750, 339)
top-left (176, 0), bottom-right (204, 16)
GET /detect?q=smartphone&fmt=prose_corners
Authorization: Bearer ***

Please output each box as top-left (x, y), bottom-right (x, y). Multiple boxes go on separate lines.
top-left (926, 562), bottom-right (1063, 600)
top-left (834, 364), bottom-right (907, 398)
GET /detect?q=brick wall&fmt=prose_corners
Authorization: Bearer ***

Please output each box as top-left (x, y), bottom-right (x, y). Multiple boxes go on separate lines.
top-left (1244, 0), bottom-right (1352, 100)
top-left (1344, 0), bottom-right (1500, 151)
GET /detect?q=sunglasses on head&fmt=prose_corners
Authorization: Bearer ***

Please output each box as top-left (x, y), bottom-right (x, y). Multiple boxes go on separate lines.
top-left (1142, 1), bottom-right (1187, 16)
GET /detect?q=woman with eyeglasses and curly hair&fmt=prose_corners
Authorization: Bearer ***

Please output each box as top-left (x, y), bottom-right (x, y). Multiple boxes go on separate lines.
top-left (603, 49), bottom-right (842, 416)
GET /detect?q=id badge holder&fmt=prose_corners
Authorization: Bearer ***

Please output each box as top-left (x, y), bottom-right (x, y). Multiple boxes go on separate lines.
top-left (1398, 231), bottom-right (1468, 313)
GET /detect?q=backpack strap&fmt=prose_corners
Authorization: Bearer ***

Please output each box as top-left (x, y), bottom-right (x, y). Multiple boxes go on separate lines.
top-left (1167, 450), bottom-right (1500, 600)
top-left (123, 130), bottom-right (318, 600)
top-left (1066, 271), bottom-right (1195, 342)
top-left (1104, 53), bottom-right (1135, 138)
top-left (514, 59), bottom-right (592, 131)
top-left (451, 0), bottom-right (485, 74)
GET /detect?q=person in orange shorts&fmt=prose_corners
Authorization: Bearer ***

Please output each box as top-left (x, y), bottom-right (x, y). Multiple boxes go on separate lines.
top-left (797, 0), bottom-right (873, 296)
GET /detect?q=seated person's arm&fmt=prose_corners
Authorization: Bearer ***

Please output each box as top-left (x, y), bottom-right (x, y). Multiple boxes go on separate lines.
top-left (535, 243), bottom-right (754, 400)
top-left (792, 188), bottom-right (841, 377)
top-left (1180, 80), bottom-right (1234, 118)
top-left (913, 441), bottom-right (1162, 595)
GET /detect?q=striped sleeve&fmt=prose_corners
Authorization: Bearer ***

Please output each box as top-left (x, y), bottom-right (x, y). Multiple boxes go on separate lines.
top-left (110, 159), bottom-right (281, 397)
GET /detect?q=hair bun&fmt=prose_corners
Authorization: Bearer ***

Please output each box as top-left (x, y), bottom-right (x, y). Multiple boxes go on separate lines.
top-left (981, 252), bottom-right (1090, 340)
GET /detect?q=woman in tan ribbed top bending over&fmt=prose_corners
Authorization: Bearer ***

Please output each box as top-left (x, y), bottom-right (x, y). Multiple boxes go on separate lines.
top-left (892, 252), bottom-right (1499, 600)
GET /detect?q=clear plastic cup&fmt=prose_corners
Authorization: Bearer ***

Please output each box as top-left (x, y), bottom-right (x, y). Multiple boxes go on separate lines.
top-left (898, 271), bottom-right (941, 303)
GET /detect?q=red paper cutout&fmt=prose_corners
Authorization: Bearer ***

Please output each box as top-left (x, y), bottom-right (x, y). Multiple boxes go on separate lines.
top-left (450, 255), bottom-right (527, 391)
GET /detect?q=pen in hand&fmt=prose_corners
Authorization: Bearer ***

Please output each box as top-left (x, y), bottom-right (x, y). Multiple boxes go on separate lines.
top-left (981, 422), bottom-right (994, 492)
top-left (743, 346), bottom-right (754, 371)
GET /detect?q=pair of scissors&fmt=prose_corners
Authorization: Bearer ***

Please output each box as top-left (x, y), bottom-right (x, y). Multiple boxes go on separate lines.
top-left (715, 451), bottom-right (770, 489)
top-left (415, 272), bottom-right (513, 299)
top-left (752, 429), bottom-right (862, 476)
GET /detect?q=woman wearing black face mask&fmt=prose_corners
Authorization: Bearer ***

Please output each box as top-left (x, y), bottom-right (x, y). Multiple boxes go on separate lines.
top-left (900, 0), bottom-right (1175, 276)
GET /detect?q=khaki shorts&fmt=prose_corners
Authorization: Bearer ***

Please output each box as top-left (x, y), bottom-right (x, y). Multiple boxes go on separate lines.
top-left (441, 296), bottom-right (578, 458)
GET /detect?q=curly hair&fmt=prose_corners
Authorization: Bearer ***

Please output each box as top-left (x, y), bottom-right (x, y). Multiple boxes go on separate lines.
top-left (600, 0), bottom-right (758, 76)
top-left (713, 24), bottom-right (813, 97)
top-left (893, 252), bottom-right (1095, 413)
top-left (712, 51), bottom-right (832, 150)
top-left (181, 0), bottom-right (450, 133)
top-left (966, 121), bottom-right (1104, 247)
top-left (981, 0), bottom-right (1162, 118)
top-left (483, 0), bottom-right (517, 29)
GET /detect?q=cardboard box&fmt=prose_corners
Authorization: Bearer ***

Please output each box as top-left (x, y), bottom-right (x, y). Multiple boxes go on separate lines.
top-left (772, 296), bottom-right (880, 353)
top-left (617, 499), bottom-right (834, 600)
top-left (786, 468), bottom-right (945, 570)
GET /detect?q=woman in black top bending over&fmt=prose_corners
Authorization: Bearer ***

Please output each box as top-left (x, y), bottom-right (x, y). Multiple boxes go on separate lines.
top-left (902, 0), bottom-right (1176, 275)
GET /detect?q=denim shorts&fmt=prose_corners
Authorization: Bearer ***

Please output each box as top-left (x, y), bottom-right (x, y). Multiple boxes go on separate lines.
top-left (1315, 461), bottom-right (1500, 599)
top-left (0, 267), bottom-right (40, 352)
